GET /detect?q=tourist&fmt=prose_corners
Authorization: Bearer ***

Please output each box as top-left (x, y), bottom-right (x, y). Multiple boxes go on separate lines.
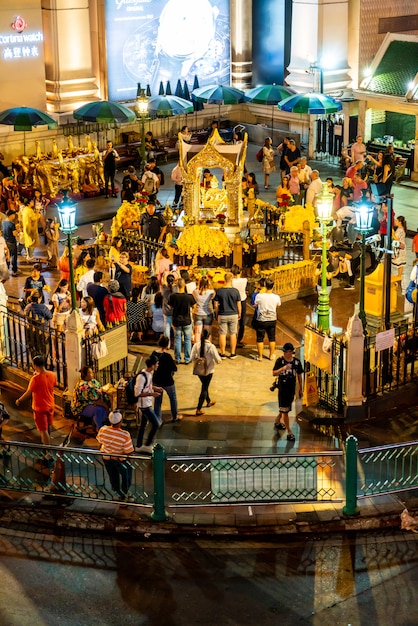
top-left (190, 329), bottom-right (221, 416)
top-left (77, 258), bottom-right (96, 297)
top-left (102, 140), bottom-right (120, 198)
top-left (151, 292), bottom-right (164, 338)
top-left (161, 274), bottom-right (177, 347)
top-left (171, 161), bottom-right (183, 207)
top-left (23, 263), bottom-right (48, 304)
top-left (87, 272), bottom-right (108, 326)
top-left (45, 218), bottom-right (60, 268)
top-left (2, 210), bottom-right (21, 276)
top-left (51, 279), bottom-right (71, 330)
top-left (262, 137), bottom-right (275, 189)
top-left (21, 197), bottom-right (39, 260)
top-left (135, 354), bottom-right (164, 453)
top-left (213, 271), bottom-right (241, 360)
top-left (168, 277), bottom-right (195, 364)
top-left (193, 276), bottom-right (215, 345)
top-left (272, 343), bottom-right (304, 441)
top-left (72, 365), bottom-right (110, 432)
top-left (127, 286), bottom-right (148, 342)
top-left (103, 280), bottom-right (126, 325)
top-left (392, 216), bottom-right (407, 292)
top-left (231, 265), bottom-right (247, 348)
top-left (79, 295), bottom-right (104, 334)
top-left (16, 355), bottom-right (56, 447)
top-left (152, 335), bottom-right (183, 423)
top-left (113, 251), bottom-right (132, 299)
top-left (254, 278), bottom-right (281, 361)
top-left (96, 410), bottom-right (134, 501)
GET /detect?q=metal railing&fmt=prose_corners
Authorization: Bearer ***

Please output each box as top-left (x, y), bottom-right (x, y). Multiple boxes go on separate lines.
top-left (358, 441), bottom-right (418, 497)
top-left (0, 440), bottom-right (343, 516)
top-left (0, 440), bottom-right (152, 505)
top-left (83, 325), bottom-right (128, 385)
top-left (343, 435), bottom-right (418, 516)
top-left (363, 319), bottom-right (418, 397)
top-left (1, 302), bottom-right (67, 389)
top-left (166, 452), bottom-right (344, 505)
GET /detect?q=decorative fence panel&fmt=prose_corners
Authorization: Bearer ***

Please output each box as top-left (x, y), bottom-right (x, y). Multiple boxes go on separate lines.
top-left (304, 324), bottom-right (346, 413)
top-left (357, 441), bottom-right (418, 497)
top-left (1, 302), bottom-right (67, 389)
top-left (363, 320), bottom-right (418, 397)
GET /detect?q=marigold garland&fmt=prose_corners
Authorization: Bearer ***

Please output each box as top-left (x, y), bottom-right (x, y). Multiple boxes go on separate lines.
top-left (177, 225), bottom-right (231, 259)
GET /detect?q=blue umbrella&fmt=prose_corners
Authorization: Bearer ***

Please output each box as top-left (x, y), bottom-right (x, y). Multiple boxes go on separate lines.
top-left (278, 92), bottom-right (342, 114)
top-left (0, 106), bottom-right (58, 152)
top-left (192, 84), bottom-right (245, 123)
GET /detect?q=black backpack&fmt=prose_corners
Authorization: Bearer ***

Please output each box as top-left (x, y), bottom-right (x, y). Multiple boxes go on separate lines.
top-left (125, 371), bottom-right (147, 405)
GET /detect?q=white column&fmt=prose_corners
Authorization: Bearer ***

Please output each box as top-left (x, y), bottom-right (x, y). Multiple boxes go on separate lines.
top-left (41, 0), bottom-right (99, 113)
top-left (230, 0), bottom-right (253, 89)
top-left (286, 0), bottom-right (351, 93)
top-left (344, 313), bottom-right (364, 409)
top-left (0, 284), bottom-right (9, 362)
top-left (65, 310), bottom-right (84, 393)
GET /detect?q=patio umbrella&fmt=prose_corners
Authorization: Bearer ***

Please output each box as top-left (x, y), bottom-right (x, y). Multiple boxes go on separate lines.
top-left (175, 80), bottom-right (184, 99)
top-left (277, 92), bottom-right (342, 115)
top-left (147, 95), bottom-right (194, 117)
top-left (0, 106), bottom-right (58, 152)
top-left (158, 82), bottom-right (165, 96)
top-left (244, 84), bottom-right (295, 140)
top-left (191, 84), bottom-right (245, 123)
top-left (73, 100), bottom-right (136, 124)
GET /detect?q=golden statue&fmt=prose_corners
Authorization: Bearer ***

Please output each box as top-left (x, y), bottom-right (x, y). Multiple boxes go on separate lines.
top-left (85, 135), bottom-right (92, 154)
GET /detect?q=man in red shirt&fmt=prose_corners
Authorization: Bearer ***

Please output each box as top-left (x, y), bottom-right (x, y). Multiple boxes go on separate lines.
top-left (16, 355), bottom-right (56, 445)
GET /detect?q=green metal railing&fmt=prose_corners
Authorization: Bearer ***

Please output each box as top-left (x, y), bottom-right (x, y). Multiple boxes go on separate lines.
top-left (342, 436), bottom-right (418, 516)
top-left (0, 440), bottom-right (152, 505)
top-left (1, 438), bottom-right (417, 521)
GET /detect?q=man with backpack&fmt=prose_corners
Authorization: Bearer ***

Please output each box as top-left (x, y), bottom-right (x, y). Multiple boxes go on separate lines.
top-left (141, 163), bottom-right (159, 201)
top-left (134, 355), bottom-right (164, 453)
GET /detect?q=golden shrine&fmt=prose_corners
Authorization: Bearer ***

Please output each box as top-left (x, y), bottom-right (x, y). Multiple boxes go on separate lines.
top-left (178, 129), bottom-right (247, 229)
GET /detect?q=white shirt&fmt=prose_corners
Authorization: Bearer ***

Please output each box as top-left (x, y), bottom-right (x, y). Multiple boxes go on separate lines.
top-left (134, 369), bottom-right (153, 409)
top-left (77, 269), bottom-right (95, 297)
top-left (254, 291), bottom-right (281, 321)
top-left (190, 340), bottom-right (222, 374)
top-left (298, 165), bottom-right (312, 184)
top-left (232, 276), bottom-right (247, 301)
top-left (306, 178), bottom-right (323, 206)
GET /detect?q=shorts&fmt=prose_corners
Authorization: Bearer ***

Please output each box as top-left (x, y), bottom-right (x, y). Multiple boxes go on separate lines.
top-left (194, 313), bottom-right (213, 327)
top-left (34, 408), bottom-right (54, 432)
top-left (255, 320), bottom-right (276, 343)
top-left (218, 314), bottom-right (238, 336)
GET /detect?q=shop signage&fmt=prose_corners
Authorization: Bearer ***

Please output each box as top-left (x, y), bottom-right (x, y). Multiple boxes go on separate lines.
top-left (0, 15), bottom-right (43, 61)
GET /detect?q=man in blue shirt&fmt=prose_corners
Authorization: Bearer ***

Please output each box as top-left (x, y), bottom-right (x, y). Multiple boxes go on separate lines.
top-left (2, 211), bottom-right (20, 275)
top-left (214, 272), bottom-right (241, 360)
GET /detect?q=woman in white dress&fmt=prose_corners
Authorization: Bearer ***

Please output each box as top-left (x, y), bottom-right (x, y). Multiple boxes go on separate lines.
top-left (262, 137), bottom-right (275, 189)
top-left (392, 215), bottom-right (407, 293)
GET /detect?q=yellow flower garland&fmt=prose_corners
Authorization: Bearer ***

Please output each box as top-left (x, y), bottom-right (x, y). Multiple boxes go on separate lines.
top-left (177, 225), bottom-right (231, 259)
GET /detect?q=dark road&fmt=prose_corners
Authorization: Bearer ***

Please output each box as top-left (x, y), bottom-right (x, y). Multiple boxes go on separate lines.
top-left (0, 525), bottom-right (417, 625)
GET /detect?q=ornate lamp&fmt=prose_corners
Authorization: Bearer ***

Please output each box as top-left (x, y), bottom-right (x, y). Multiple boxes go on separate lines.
top-left (355, 192), bottom-right (374, 332)
top-left (315, 183), bottom-right (334, 331)
top-left (135, 85), bottom-right (149, 170)
top-left (57, 190), bottom-right (78, 310)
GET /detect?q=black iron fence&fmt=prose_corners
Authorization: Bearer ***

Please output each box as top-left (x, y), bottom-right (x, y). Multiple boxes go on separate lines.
top-left (1, 302), bottom-right (67, 389)
top-left (363, 319), bottom-right (418, 397)
top-left (304, 324), bottom-right (346, 413)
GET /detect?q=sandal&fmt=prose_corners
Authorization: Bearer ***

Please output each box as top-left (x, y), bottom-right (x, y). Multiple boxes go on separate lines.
top-left (195, 410), bottom-right (204, 416)
top-left (206, 401), bottom-right (216, 407)
top-left (286, 433), bottom-right (295, 441)
top-left (274, 422), bottom-right (286, 431)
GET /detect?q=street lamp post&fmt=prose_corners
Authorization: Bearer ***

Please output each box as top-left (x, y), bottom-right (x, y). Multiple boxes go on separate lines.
top-left (316, 183), bottom-right (335, 332)
top-left (354, 194), bottom-right (374, 333)
top-left (57, 190), bottom-right (78, 311)
top-left (135, 85), bottom-right (149, 172)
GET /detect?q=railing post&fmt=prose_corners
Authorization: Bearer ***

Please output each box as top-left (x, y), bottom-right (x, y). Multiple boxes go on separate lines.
top-left (151, 443), bottom-right (169, 521)
top-left (343, 435), bottom-right (359, 516)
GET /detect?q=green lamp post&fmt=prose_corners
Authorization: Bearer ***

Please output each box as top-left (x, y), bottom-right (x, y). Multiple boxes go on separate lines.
top-left (135, 85), bottom-right (149, 172)
top-left (354, 193), bottom-right (374, 333)
top-left (315, 183), bottom-right (334, 332)
top-left (57, 190), bottom-right (78, 311)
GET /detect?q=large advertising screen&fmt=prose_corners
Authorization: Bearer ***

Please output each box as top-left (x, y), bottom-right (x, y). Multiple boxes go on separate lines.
top-left (105, 0), bottom-right (230, 102)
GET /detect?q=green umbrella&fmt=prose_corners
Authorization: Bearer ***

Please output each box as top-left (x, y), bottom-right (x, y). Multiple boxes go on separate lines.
top-left (0, 106), bottom-right (58, 152)
top-left (147, 95), bottom-right (193, 117)
top-left (278, 92), bottom-right (342, 114)
top-left (73, 100), bottom-right (136, 123)
top-left (244, 84), bottom-right (295, 139)
top-left (191, 84), bottom-right (245, 124)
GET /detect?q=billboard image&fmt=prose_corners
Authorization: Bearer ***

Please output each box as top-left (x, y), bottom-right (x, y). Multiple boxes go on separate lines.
top-left (105, 0), bottom-right (230, 102)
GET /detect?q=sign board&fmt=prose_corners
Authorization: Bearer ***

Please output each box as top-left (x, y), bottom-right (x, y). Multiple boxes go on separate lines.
top-left (256, 240), bottom-right (285, 262)
top-left (375, 328), bottom-right (395, 352)
top-left (97, 325), bottom-right (128, 370)
top-left (211, 456), bottom-right (318, 503)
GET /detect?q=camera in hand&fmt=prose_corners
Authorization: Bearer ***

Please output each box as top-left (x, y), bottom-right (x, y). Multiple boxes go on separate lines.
top-left (270, 379), bottom-right (279, 392)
